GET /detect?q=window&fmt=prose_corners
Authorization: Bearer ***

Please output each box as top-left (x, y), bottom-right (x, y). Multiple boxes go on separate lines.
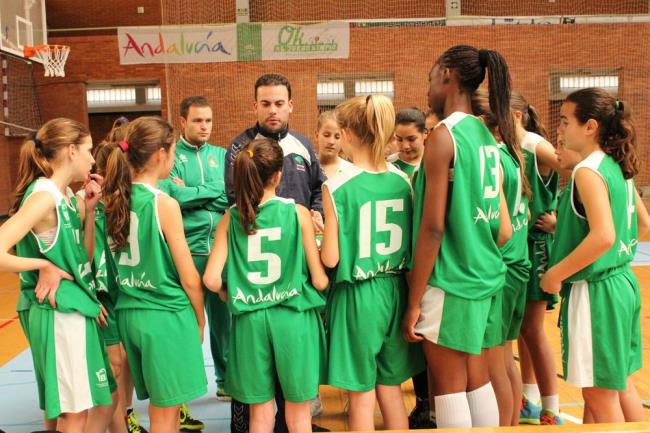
top-left (354, 80), bottom-right (394, 98)
top-left (86, 82), bottom-right (162, 113)
top-left (87, 88), bottom-right (137, 106)
top-left (317, 73), bottom-right (394, 112)
top-left (549, 68), bottom-right (619, 100)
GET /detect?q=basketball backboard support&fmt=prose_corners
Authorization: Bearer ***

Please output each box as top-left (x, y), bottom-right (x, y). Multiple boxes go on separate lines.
top-left (0, 0), bottom-right (47, 63)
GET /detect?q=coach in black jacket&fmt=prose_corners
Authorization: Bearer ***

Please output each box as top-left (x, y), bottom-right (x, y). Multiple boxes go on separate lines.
top-left (225, 74), bottom-right (325, 216)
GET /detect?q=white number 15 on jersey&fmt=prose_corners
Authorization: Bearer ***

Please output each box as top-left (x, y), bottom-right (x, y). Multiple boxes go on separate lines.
top-left (359, 199), bottom-right (404, 259)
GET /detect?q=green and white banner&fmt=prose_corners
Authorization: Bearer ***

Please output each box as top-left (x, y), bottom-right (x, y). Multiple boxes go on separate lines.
top-left (118, 22), bottom-right (349, 64)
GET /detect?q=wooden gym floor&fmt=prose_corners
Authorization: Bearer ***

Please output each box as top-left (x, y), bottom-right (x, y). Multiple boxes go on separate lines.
top-left (3, 248), bottom-right (650, 432)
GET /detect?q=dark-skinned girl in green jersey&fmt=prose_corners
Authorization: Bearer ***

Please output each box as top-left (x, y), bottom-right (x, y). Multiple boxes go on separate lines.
top-left (403, 45), bottom-right (513, 428)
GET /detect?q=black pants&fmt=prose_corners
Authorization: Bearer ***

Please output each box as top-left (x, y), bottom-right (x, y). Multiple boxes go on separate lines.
top-left (412, 369), bottom-right (429, 400)
top-left (231, 385), bottom-right (288, 433)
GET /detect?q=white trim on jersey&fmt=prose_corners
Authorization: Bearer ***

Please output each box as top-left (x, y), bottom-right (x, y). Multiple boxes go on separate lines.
top-left (569, 150), bottom-right (607, 220)
top-left (497, 142), bottom-right (524, 217)
top-left (31, 178), bottom-right (64, 254)
top-left (439, 111), bottom-right (468, 170)
top-left (262, 196), bottom-right (295, 205)
top-left (323, 164), bottom-right (363, 222)
top-left (323, 163), bottom-right (364, 194)
top-left (387, 161), bottom-right (414, 195)
top-left (566, 280), bottom-right (595, 388)
top-left (54, 310), bottom-right (94, 414)
top-left (135, 182), bottom-right (166, 240)
top-left (414, 285), bottom-right (446, 344)
top-left (521, 131), bottom-right (555, 188)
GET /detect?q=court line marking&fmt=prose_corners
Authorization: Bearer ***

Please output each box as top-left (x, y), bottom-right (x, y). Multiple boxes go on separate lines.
top-left (561, 412), bottom-right (583, 424)
top-left (0, 315), bottom-right (18, 330)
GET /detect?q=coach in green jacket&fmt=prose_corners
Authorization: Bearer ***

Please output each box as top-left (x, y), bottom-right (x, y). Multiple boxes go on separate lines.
top-left (160, 96), bottom-right (231, 399)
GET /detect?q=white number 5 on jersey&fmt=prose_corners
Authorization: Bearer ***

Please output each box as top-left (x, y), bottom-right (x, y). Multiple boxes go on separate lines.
top-left (247, 228), bottom-right (282, 285)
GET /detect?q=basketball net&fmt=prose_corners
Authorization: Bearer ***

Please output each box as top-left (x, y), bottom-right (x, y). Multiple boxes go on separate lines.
top-left (23, 45), bottom-right (70, 78)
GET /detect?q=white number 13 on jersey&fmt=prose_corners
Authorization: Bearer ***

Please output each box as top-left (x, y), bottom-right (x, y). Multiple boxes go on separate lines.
top-left (247, 228), bottom-right (282, 285)
top-left (359, 199), bottom-right (404, 259)
top-left (479, 146), bottom-right (500, 199)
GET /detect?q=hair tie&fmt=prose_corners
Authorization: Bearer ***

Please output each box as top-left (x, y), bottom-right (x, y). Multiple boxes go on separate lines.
top-left (28, 131), bottom-right (42, 149)
top-left (247, 149), bottom-right (254, 158)
top-left (118, 140), bottom-right (129, 152)
top-left (366, 94), bottom-right (372, 104)
top-left (478, 49), bottom-right (489, 69)
top-left (615, 100), bottom-right (624, 112)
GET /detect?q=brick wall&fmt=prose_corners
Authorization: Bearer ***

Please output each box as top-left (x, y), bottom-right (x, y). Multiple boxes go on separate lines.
top-left (461, 0), bottom-right (648, 16)
top-left (46, 0), bottom-right (162, 29)
top-left (44, 0), bottom-right (647, 29)
top-left (2, 9), bottom-right (650, 212)
top-left (32, 23), bottom-right (650, 189)
top-left (0, 136), bottom-right (24, 215)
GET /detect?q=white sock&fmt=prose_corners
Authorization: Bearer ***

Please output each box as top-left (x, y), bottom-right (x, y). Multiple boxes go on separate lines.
top-left (434, 392), bottom-right (471, 428)
top-left (523, 383), bottom-right (541, 403)
top-left (467, 383), bottom-right (499, 427)
top-left (541, 394), bottom-right (560, 414)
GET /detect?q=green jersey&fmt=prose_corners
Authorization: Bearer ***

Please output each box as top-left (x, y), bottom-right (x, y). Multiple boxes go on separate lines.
top-left (158, 137), bottom-right (229, 255)
top-left (498, 143), bottom-right (531, 282)
top-left (113, 183), bottom-right (189, 311)
top-left (413, 112), bottom-right (505, 300)
top-left (409, 161), bottom-right (425, 269)
top-left (551, 151), bottom-right (637, 282)
top-left (388, 153), bottom-right (419, 180)
top-left (15, 178), bottom-right (100, 317)
top-left (90, 201), bottom-right (120, 310)
top-left (325, 164), bottom-right (412, 283)
top-left (226, 197), bottom-right (325, 314)
top-left (521, 132), bottom-right (559, 240)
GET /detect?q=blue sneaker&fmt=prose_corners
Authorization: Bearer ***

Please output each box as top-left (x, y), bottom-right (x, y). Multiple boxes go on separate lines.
top-left (519, 396), bottom-right (542, 425)
top-left (540, 409), bottom-right (564, 425)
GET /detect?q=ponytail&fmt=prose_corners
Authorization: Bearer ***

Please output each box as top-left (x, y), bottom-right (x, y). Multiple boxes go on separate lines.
top-left (510, 92), bottom-right (549, 140)
top-left (11, 118), bottom-right (89, 216)
top-left (335, 94), bottom-right (395, 168)
top-left (366, 95), bottom-right (395, 168)
top-left (566, 88), bottom-right (638, 179)
top-left (103, 116), bottom-right (174, 250)
top-left (437, 45), bottom-right (516, 152)
top-left (607, 102), bottom-right (638, 179)
top-left (103, 145), bottom-right (132, 250)
top-left (234, 147), bottom-right (264, 235)
top-left (479, 49), bottom-right (517, 160)
top-left (233, 138), bottom-right (284, 234)
top-left (11, 139), bottom-right (52, 215)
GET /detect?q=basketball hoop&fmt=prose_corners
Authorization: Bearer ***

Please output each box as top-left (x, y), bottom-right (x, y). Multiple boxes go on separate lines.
top-left (23, 44), bottom-right (70, 78)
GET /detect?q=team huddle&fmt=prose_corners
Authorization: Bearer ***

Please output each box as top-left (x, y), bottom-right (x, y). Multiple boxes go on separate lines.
top-left (0, 44), bottom-right (647, 433)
